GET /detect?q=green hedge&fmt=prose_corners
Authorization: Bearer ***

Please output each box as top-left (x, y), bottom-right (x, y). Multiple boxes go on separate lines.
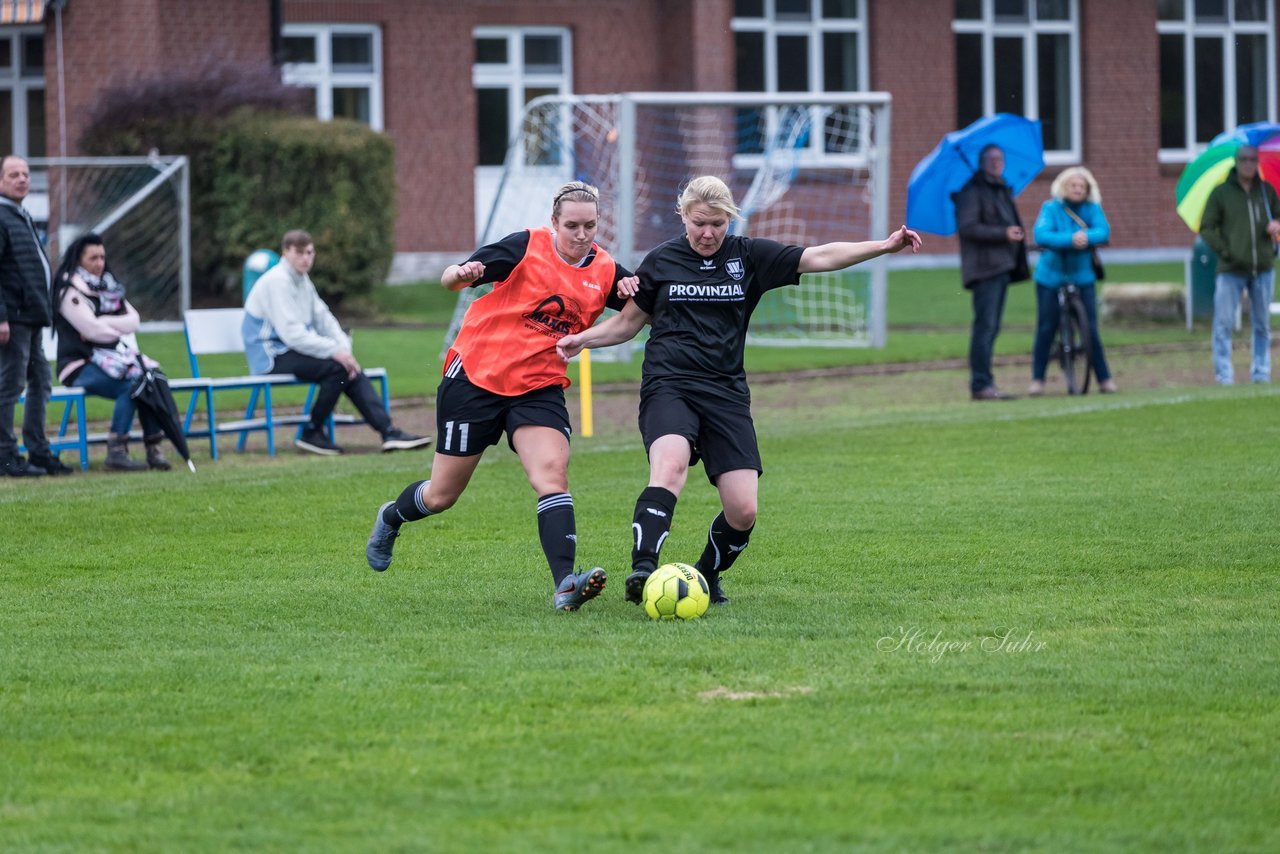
top-left (79, 63), bottom-right (396, 307)
top-left (211, 112), bottom-right (397, 306)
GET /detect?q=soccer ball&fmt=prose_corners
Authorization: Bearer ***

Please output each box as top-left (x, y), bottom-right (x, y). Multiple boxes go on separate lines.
top-left (642, 562), bottom-right (710, 621)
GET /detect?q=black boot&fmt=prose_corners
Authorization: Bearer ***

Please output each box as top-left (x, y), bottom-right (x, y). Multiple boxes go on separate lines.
top-left (28, 452), bottom-right (74, 475)
top-left (105, 433), bottom-right (147, 472)
top-left (144, 434), bottom-right (172, 471)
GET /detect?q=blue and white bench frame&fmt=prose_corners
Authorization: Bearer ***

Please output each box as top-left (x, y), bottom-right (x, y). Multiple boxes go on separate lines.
top-left (181, 308), bottom-right (388, 458)
top-left (18, 384), bottom-right (90, 471)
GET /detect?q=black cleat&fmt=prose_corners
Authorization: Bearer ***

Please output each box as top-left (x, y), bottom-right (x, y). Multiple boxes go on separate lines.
top-left (554, 568), bottom-right (607, 611)
top-left (706, 571), bottom-right (730, 605)
top-left (624, 570), bottom-right (651, 604)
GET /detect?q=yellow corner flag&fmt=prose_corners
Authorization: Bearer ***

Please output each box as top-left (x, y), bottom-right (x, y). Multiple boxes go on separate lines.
top-left (579, 348), bottom-right (593, 438)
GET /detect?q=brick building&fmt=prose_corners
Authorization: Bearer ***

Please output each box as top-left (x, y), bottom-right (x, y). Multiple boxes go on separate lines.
top-left (10, 0), bottom-right (1278, 275)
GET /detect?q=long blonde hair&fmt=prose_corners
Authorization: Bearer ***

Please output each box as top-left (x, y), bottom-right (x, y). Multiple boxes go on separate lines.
top-left (1050, 167), bottom-right (1101, 204)
top-left (676, 175), bottom-right (742, 220)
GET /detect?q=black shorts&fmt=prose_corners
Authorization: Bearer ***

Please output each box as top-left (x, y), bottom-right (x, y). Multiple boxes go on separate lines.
top-left (435, 362), bottom-right (571, 456)
top-left (638, 381), bottom-right (760, 483)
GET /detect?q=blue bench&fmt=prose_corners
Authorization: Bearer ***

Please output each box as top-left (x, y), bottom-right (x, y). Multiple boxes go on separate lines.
top-left (18, 384), bottom-right (90, 471)
top-left (181, 308), bottom-right (388, 458)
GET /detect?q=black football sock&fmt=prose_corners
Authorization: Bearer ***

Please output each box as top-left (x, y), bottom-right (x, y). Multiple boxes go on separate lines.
top-left (695, 511), bottom-right (754, 576)
top-left (537, 492), bottom-right (577, 585)
top-left (383, 480), bottom-right (435, 526)
top-left (631, 486), bottom-right (678, 575)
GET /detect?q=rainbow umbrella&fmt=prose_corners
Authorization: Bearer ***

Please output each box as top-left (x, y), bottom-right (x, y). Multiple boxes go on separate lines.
top-left (1176, 127), bottom-right (1280, 232)
top-left (1210, 121), bottom-right (1280, 147)
top-left (1175, 142), bottom-right (1240, 232)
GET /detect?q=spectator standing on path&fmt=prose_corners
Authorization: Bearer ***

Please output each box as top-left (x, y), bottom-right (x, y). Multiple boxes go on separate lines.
top-left (242, 229), bottom-right (432, 456)
top-left (1028, 166), bottom-right (1117, 395)
top-left (1200, 143), bottom-right (1279, 385)
top-left (0, 154), bottom-right (70, 476)
top-left (955, 144), bottom-right (1029, 401)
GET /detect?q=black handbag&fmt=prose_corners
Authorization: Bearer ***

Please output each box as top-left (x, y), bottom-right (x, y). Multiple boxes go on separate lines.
top-left (1064, 207), bottom-right (1104, 280)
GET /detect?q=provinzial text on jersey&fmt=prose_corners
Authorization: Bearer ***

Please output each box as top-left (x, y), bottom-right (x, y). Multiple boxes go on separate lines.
top-left (668, 282), bottom-right (746, 301)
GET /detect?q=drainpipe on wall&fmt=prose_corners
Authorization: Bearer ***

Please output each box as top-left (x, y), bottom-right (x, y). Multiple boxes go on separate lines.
top-left (270, 0), bottom-right (283, 65)
top-left (50, 0), bottom-right (69, 228)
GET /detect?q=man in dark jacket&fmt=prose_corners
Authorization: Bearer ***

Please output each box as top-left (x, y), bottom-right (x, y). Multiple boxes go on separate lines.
top-left (1200, 144), bottom-right (1279, 385)
top-left (955, 144), bottom-right (1029, 400)
top-left (0, 154), bottom-right (67, 476)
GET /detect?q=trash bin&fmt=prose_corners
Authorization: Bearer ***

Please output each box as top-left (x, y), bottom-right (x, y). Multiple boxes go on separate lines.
top-left (243, 249), bottom-right (279, 302)
top-left (1186, 237), bottom-right (1217, 328)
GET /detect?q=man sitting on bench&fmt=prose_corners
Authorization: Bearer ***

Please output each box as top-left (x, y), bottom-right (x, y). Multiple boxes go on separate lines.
top-left (242, 229), bottom-right (431, 456)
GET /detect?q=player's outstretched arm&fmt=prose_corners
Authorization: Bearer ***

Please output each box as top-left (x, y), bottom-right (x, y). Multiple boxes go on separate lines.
top-left (557, 300), bottom-right (650, 360)
top-left (441, 260), bottom-right (486, 291)
top-left (798, 226), bottom-right (922, 274)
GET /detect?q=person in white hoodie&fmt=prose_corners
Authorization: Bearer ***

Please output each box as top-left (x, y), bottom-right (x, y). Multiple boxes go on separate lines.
top-left (242, 229), bottom-right (431, 456)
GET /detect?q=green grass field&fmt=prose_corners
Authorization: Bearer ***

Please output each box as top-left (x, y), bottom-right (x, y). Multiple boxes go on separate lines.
top-left (3, 365), bottom-right (1277, 850)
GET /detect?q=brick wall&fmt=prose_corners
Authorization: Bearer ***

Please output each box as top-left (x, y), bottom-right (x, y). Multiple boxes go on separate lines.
top-left (873, 0), bottom-right (1208, 255)
top-left (45, 0), bottom-right (269, 159)
top-left (870, 0), bottom-right (958, 247)
top-left (45, 0), bottom-right (1259, 263)
top-left (284, 0), bottom-right (703, 254)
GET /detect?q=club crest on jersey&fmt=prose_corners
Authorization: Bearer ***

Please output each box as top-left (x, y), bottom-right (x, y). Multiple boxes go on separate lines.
top-left (725, 258), bottom-right (744, 281)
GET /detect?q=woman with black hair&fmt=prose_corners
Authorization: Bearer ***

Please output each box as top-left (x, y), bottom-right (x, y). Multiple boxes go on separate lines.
top-left (53, 232), bottom-right (171, 471)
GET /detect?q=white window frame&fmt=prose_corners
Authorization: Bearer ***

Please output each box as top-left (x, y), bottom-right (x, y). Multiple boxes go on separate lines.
top-left (952, 0), bottom-right (1082, 165)
top-left (0, 26), bottom-right (45, 157)
top-left (731, 0), bottom-right (870, 167)
top-left (472, 26), bottom-right (573, 172)
top-left (282, 23), bottom-right (384, 131)
top-left (470, 27), bottom-right (573, 240)
top-left (1157, 1), bottom-right (1276, 163)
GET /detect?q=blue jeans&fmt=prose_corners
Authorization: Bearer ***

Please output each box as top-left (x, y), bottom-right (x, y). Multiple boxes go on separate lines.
top-left (71, 362), bottom-right (161, 436)
top-left (1032, 284), bottom-right (1111, 383)
top-left (1213, 271), bottom-right (1273, 384)
top-left (969, 273), bottom-right (1010, 393)
top-left (0, 322), bottom-right (51, 459)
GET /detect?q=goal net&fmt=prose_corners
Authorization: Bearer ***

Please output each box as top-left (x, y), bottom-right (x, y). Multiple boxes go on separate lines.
top-left (447, 91), bottom-right (892, 357)
top-left (32, 156), bottom-right (190, 323)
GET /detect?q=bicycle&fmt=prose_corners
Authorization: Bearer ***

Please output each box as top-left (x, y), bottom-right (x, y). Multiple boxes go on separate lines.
top-left (1052, 281), bottom-right (1093, 395)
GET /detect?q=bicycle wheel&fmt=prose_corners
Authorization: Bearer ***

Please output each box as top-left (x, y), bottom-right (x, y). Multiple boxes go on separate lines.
top-left (1059, 291), bottom-right (1093, 394)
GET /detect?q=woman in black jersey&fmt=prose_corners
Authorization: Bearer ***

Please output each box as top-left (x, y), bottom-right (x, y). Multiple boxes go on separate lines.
top-left (558, 176), bottom-right (921, 605)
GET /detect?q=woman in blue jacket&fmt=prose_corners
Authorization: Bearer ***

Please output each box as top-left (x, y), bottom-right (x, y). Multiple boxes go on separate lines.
top-left (1030, 167), bottom-right (1116, 395)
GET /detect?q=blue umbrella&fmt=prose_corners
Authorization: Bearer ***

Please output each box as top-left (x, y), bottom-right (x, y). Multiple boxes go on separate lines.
top-left (906, 114), bottom-right (1045, 236)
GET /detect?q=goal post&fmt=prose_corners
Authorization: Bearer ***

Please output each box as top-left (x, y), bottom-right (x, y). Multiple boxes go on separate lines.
top-left (447, 90), bottom-right (893, 356)
top-left (32, 155), bottom-right (191, 323)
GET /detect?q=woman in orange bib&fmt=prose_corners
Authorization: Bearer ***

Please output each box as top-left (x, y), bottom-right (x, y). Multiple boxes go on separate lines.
top-left (365, 181), bottom-right (638, 611)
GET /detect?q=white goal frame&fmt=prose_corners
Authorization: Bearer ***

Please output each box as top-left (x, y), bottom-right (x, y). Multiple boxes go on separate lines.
top-left (31, 155), bottom-right (191, 324)
top-left (450, 90), bottom-right (892, 355)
